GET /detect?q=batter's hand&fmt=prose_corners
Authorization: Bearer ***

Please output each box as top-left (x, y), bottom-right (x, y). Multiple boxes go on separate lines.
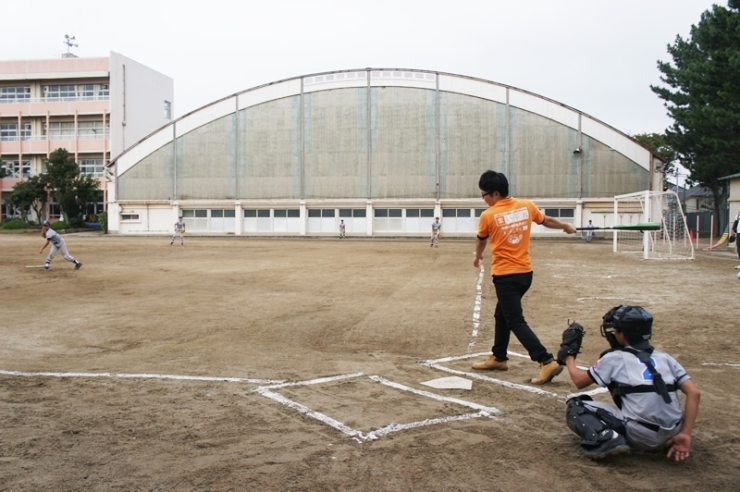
top-left (665, 433), bottom-right (691, 462)
top-left (564, 224), bottom-right (577, 234)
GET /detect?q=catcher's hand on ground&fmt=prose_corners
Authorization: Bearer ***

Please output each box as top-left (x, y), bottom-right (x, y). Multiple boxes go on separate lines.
top-left (556, 321), bottom-right (585, 365)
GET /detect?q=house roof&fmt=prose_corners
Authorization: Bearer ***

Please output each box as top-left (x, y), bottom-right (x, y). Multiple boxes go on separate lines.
top-left (719, 172), bottom-right (740, 181)
top-left (683, 186), bottom-right (713, 199)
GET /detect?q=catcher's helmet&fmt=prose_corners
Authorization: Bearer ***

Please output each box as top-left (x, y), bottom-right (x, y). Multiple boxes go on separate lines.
top-left (601, 305), bottom-right (653, 346)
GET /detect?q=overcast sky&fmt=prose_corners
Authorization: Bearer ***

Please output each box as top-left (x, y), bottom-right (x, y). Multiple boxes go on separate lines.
top-left (2, 0), bottom-right (721, 137)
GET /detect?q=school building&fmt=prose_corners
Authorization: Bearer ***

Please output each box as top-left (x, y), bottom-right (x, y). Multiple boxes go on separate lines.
top-left (0, 52), bottom-right (173, 222)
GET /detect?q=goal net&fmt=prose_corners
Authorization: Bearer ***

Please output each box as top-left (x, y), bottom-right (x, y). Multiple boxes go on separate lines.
top-left (613, 190), bottom-right (694, 260)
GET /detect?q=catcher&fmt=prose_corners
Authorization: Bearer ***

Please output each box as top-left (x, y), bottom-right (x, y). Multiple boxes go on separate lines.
top-left (557, 306), bottom-right (700, 460)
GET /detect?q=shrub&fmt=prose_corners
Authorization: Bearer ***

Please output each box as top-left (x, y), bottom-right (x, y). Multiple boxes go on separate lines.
top-left (68, 217), bottom-right (85, 228)
top-left (99, 211), bottom-right (108, 234)
top-left (51, 220), bottom-right (68, 231)
top-left (2, 219), bottom-right (27, 230)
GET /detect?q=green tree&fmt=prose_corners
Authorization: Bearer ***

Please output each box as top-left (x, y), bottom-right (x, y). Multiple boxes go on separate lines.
top-left (44, 148), bottom-right (100, 222)
top-left (7, 175), bottom-right (48, 223)
top-left (651, 1), bottom-right (740, 232)
top-left (0, 159), bottom-right (10, 225)
top-left (632, 133), bottom-right (679, 189)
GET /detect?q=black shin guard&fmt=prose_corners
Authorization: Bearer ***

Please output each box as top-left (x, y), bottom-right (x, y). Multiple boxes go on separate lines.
top-left (565, 397), bottom-right (625, 447)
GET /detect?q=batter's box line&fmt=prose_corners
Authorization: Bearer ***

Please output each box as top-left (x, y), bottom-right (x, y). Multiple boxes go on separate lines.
top-left (701, 362), bottom-right (740, 368)
top-left (420, 351), bottom-right (607, 400)
top-left (0, 369), bottom-right (284, 385)
top-left (252, 373), bottom-right (499, 443)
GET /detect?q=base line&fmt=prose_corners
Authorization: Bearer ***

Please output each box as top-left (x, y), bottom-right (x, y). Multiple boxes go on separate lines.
top-left (0, 369), bottom-right (283, 385)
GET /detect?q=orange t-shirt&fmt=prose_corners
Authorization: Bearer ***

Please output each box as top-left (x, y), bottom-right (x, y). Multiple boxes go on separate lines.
top-left (477, 197), bottom-right (544, 276)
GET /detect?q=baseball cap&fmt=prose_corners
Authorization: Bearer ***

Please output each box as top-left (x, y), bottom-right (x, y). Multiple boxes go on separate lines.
top-left (42, 220), bottom-right (50, 226)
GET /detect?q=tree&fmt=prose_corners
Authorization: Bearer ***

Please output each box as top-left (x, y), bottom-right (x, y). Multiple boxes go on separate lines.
top-left (44, 148), bottom-right (100, 222)
top-left (0, 159), bottom-right (7, 225)
top-left (651, 1), bottom-right (740, 233)
top-left (7, 175), bottom-right (48, 223)
top-left (632, 133), bottom-right (679, 189)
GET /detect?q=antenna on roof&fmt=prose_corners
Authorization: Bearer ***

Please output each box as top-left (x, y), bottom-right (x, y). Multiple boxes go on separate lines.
top-left (63, 34), bottom-right (78, 58)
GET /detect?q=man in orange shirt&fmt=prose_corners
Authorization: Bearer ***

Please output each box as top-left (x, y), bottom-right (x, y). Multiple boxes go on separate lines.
top-left (472, 170), bottom-right (576, 384)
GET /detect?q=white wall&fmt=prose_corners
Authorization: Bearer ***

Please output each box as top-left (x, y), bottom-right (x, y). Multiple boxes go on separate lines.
top-left (108, 51), bottom-right (174, 160)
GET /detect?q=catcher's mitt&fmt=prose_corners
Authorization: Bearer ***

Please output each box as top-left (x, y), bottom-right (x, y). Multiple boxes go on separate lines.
top-left (556, 321), bottom-right (585, 365)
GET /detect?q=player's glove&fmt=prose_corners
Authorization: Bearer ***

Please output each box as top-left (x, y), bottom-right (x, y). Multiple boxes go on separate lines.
top-left (556, 321), bottom-right (585, 365)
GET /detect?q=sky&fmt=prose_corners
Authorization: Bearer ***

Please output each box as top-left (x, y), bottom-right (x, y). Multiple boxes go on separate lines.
top-left (1, 0), bottom-right (722, 138)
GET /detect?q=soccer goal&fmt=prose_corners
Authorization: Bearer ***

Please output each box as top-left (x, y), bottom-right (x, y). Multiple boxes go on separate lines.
top-left (613, 190), bottom-right (694, 260)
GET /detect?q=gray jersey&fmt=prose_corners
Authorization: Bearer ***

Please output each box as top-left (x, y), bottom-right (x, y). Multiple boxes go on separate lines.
top-left (175, 221), bottom-right (186, 232)
top-left (589, 349), bottom-right (690, 429)
top-left (431, 221), bottom-right (441, 232)
top-left (44, 228), bottom-right (64, 247)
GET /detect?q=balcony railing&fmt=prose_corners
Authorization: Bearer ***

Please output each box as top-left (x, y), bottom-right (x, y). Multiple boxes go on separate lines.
top-left (0, 134), bottom-right (107, 141)
top-left (0, 95), bottom-right (110, 104)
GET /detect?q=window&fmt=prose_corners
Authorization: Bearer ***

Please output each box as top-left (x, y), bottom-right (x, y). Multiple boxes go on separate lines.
top-left (274, 209), bottom-right (287, 218)
top-left (308, 209), bottom-right (321, 218)
top-left (44, 85), bottom-right (77, 100)
top-left (164, 100), bottom-right (172, 120)
top-left (0, 86), bottom-right (30, 103)
top-left (244, 209), bottom-right (257, 218)
top-left (374, 208), bottom-right (402, 217)
top-left (43, 83), bottom-right (109, 101)
top-left (0, 124), bottom-right (17, 141)
top-left (79, 84), bottom-right (95, 100)
top-left (443, 208), bottom-right (473, 218)
top-left (47, 122), bottom-right (75, 138)
top-left (321, 209), bottom-right (335, 218)
top-left (121, 213), bottom-right (140, 221)
top-left (340, 208), bottom-right (366, 217)
top-left (406, 209), bottom-right (434, 218)
top-left (0, 123), bottom-right (29, 141)
top-left (79, 159), bottom-right (105, 177)
top-left (257, 209), bottom-right (270, 218)
top-left (78, 121), bottom-right (108, 139)
top-left (2, 160), bottom-right (31, 178)
top-left (544, 208), bottom-right (575, 218)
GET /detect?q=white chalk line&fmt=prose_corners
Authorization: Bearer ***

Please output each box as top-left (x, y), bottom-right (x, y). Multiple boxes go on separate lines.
top-left (256, 372), bottom-right (364, 390)
top-left (253, 373), bottom-right (498, 442)
top-left (468, 262), bottom-right (486, 352)
top-left (0, 369), bottom-right (283, 385)
top-left (421, 352), bottom-right (604, 399)
top-left (701, 362), bottom-right (740, 368)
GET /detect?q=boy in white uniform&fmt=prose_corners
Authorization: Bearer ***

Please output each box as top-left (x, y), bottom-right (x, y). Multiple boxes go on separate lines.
top-left (171, 216), bottom-right (186, 245)
top-left (430, 217), bottom-right (441, 247)
top-left (39, 220), bottom-right (82, 271)
top-left (561, 305), bottom-right (700, 460)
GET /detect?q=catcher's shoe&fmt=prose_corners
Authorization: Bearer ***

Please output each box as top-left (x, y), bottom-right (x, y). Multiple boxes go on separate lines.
top-left (74, 261), bottom-right (82, 270)
top-left (531, 360), bottom-right (563, 384)
top-left (584, 431), bottom-right (630, 460)
top-left (472, 355), bottom-right (508, 371)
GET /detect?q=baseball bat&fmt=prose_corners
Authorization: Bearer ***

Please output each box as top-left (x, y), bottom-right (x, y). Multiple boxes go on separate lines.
top-left (575, 222), bottom-right (661, 231)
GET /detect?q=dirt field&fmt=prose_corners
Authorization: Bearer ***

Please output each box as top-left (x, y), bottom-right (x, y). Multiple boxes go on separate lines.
top-left (1, 231), bottom-right (739, 491)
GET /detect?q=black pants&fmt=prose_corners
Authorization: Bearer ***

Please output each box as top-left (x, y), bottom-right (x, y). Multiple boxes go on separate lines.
top-left (491, 272), bottom-right (553, 363)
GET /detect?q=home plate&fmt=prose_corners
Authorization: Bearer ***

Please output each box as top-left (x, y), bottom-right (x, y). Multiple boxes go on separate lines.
top-left (420, 376), bottom-right (472, 390)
